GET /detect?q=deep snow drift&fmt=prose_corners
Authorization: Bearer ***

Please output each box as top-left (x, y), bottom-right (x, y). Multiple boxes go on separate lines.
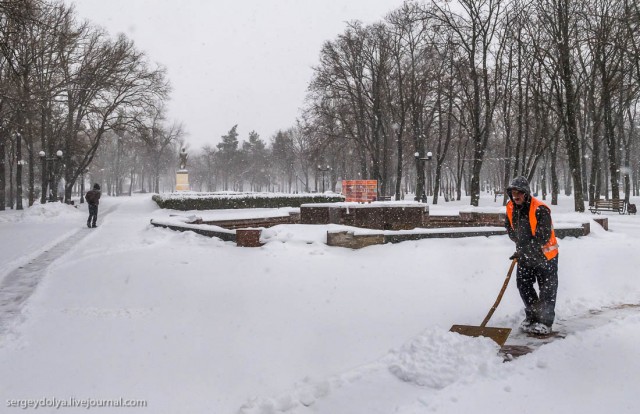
top-left (0, 193), bottom-right (639, 413)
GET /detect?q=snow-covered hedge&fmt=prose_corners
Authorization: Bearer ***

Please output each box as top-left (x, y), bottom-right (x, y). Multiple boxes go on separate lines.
top-left (152, 192), bottom-right (345, 210)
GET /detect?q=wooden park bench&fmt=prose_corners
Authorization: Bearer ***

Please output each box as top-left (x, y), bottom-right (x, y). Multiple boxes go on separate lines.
top-left (589, 198), bottom-right (628, 215)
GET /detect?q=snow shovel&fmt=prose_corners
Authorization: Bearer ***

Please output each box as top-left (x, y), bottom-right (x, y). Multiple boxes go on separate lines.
top-left (450, 258), bottom-right (517, 346)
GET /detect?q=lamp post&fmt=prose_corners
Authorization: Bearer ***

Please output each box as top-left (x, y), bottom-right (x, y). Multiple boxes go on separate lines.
top-left (39, 149), bottom-right (63, 203)
top-left (100, 168), bottom-right (105, 191)
top-left (414, 151), bottom-right (433, 203)
top-left (317, 165), bottom-right (331, 193)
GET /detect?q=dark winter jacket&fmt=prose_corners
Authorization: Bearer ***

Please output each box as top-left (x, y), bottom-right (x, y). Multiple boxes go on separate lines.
top-left (504, 177), bottom-right (554, 267)
top-left (85, 189), bottom-right (101, 206)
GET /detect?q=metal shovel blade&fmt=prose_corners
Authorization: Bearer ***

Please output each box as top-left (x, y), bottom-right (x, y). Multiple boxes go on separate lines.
top-left (450, 325), bottom-right (512, 346)
top-left (449, 259), bottom-right (518, 347)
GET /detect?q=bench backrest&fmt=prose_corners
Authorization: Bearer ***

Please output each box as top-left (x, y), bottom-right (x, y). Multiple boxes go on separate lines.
top-left (595, 199), bottom-right (625, 205)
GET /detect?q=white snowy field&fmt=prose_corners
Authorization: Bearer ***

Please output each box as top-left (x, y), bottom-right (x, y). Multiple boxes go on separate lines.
top-left (0, 193), bottom-right (639, 414)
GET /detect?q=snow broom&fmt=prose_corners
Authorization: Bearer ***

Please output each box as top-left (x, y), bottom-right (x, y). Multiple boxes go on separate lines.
top-left (450, 258), bottom-right (517, 346)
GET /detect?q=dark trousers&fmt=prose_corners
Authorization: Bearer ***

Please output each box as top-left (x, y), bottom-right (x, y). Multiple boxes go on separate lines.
top-left (88, 204), bottom-right (98, 227)
top-left (516, 255), bottom-right (558, 326)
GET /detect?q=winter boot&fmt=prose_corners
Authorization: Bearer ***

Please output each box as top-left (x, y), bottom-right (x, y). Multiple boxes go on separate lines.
top-left (530, 323), bottom-right (552, 335)
top-left (520, 318), bottom-right (535, 333)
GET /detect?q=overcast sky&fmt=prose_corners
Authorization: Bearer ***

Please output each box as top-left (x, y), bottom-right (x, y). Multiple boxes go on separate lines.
top-left (67, 0), bottom-right (406, 149)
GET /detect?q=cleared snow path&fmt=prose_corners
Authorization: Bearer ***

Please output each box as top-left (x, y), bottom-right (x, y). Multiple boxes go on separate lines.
top-left (0, 205), bottom-right (117, 337)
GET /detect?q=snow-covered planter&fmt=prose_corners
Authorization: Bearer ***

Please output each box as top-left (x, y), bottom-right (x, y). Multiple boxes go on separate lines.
top-left (152, 192), bottom-right (345, 210)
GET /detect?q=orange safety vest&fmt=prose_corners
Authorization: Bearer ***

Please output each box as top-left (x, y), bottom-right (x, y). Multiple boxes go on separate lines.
top-left (506, 197), bottom-right (559, 260)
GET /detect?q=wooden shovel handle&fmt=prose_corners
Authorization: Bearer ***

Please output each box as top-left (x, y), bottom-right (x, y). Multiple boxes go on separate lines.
top-left (480, 258), bottom-right (518, 327)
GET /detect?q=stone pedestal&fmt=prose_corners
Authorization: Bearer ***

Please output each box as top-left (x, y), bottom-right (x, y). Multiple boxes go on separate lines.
top-left (176, 170), bottom-right (190, 191)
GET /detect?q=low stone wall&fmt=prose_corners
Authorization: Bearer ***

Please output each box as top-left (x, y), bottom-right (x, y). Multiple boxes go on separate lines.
top-left (424, 212), bottom-right (506, 228)
top-left (327, 222), bottom-right (592, 249)
top-left (149, 219), bottom-right (236, 242)
top-left (300, 206), bottom-right (333, 225)
top-left (555, 223), bottom-right (590, 238)
top-left (301, 203), bottom-right (507, 231)
top-left (301, 203), bottom-right (427, 230)
top-left (326, 231), bottom-right (385, 249)
top-left (203, 212), bottom-right (299, 229)
top-left (152, 209), bottom-right (598, 249)
top-left (384, 206), bottom-right (426, 230)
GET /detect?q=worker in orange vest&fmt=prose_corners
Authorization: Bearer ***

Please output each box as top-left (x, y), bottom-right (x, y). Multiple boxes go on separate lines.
top-left (505, 176), bottom-right (559, 335)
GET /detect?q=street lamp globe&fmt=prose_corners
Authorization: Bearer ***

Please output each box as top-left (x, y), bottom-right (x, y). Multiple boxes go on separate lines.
top-left (56, 150), bottom-right (63, 157)
top-left (39, 151), bottom-right (45, 158)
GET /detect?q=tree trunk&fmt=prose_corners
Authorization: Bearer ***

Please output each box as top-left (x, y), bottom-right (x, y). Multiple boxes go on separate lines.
top-left (556, 0), bottom-right (585, 211)
top-left (394, 125), bottom-right (403, 200)
top-left (550, 133), bottom-right (560, 205)
top-left (0, 125), bottom-right (6, 211)
top-left (15, 132), bottom-right (23, 210)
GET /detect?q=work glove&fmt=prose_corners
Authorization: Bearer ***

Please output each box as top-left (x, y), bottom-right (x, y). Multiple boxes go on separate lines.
top-left (509, 251), bottom-right (520, 261)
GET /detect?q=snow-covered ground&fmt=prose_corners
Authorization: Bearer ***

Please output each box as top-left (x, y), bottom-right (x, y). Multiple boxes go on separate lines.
top-left (1, 193), bottom-right (639, 413)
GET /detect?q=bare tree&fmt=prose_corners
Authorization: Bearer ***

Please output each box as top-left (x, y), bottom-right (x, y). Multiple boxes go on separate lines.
top-left (430, 0), bottom-right (508, 206)
top-left (136, 104), bottom-right (184, 193)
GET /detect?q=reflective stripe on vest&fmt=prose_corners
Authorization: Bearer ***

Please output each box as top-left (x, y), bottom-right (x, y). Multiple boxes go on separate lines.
top-left (506, 197), bottom-right (559, 260)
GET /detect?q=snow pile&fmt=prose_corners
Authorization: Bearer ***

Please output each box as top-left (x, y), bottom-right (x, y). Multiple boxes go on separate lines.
top-left (237, 329), bottom-right (505, 414)
top-left (394, 313), bottom-right (640, 414)
top-left (237, 365), bottom-right (380, 414)
top-left (0, 202), bottom-right (82, 223)
top-left (150, 216), bottom-right (235, 235)
top-left (260, 223), bottom-right (351, 244)
top-left (386, 328), bottom-right (502, 388)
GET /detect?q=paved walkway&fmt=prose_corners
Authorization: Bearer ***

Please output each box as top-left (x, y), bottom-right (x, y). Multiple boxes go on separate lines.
top-left (0, 206), bottom-right (116, 337)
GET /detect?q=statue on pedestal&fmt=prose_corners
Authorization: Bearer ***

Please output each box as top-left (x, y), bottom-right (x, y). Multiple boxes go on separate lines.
top-left (179, 147), bottom-right (188, 171)
top-left (176, 147), bottom-right (190, 191)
